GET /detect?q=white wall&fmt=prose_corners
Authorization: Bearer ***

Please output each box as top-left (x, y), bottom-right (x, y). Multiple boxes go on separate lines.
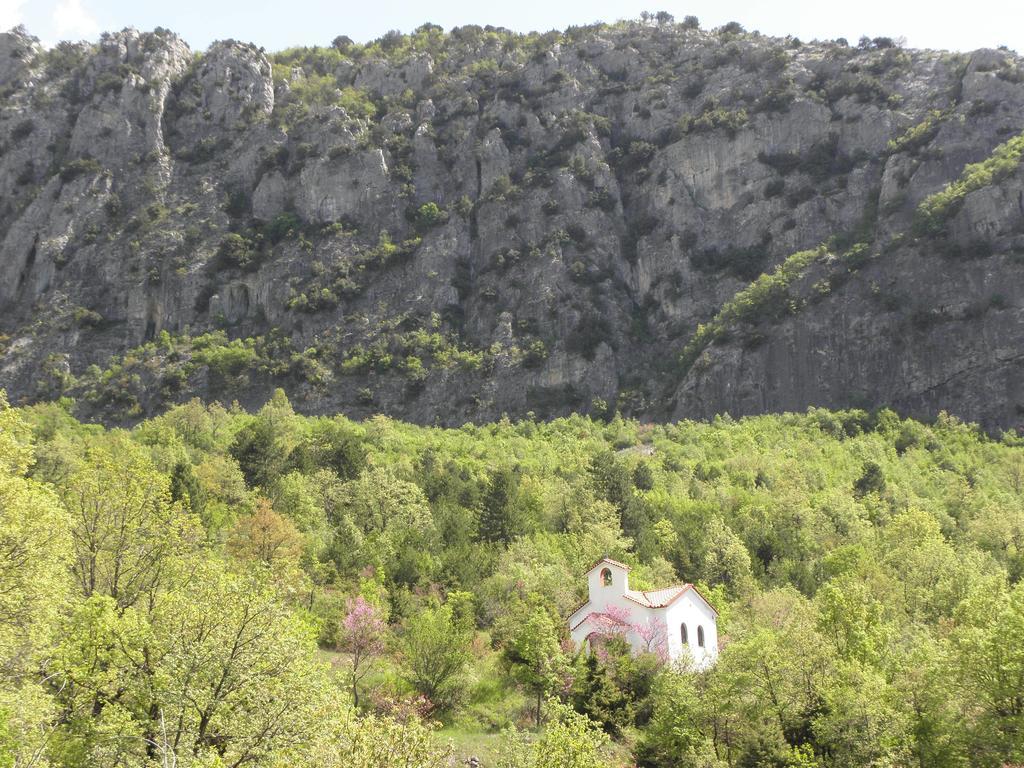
top-left (586, 560), bottom-right (629, 598)
top-left (665, 592), bottom-right (718, 669)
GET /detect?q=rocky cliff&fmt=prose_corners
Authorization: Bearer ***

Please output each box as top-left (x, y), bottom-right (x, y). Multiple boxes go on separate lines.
top-left (1, 20), bottom-right (1023, 429)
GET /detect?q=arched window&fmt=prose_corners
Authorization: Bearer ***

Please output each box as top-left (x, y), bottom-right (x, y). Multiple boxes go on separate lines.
top-left (697, 625), bottom-right (705, 648)
top-left (600, 567), bottom-right (612, 586)
top-left (680, 623), bottom-right (688, 645)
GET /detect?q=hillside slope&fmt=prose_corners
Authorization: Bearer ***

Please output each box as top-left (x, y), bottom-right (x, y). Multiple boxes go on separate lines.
top-left (1, 20), bottom-right (1023, 428)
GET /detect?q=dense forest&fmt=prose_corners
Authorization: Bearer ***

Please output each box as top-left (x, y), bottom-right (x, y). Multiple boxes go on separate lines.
top-left (2, 388), bottom-right (1023, 766)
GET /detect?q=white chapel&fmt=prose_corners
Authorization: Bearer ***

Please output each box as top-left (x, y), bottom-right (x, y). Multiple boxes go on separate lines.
top-left (568, 557), bottom-right (718, 668)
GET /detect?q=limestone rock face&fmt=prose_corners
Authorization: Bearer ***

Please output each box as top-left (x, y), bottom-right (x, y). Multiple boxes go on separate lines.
top-left (294, 149), bottom-right (391, 223)
top-left (2, 22), bottom-right (1024, 430)
top-left (198, 41), bottom-right (274, 126)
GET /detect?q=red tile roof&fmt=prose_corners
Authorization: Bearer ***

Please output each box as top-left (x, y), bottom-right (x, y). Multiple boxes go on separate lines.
top-left (623, 584), bottom-right (719, 615)
top-left (587, 556), bottom-right (631, 572)
top-left (570, 610), bottom-right (633, 633)
top-left (567, 599), bottom-right (590, 619)
top-left (623, 585), bottom-right (689, 608)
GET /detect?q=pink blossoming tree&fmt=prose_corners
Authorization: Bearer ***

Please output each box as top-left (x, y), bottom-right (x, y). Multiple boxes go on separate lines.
top-left (338, 596), bottom-right (387, 708)
top-left (587, 604), bottom-right (669, 663)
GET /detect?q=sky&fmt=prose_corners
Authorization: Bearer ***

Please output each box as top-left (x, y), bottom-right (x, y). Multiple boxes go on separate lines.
top-left (2, 0), bottom-right (1022, 54)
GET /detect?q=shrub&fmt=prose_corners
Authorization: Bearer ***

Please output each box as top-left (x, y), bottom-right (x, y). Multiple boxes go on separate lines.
top-left (217, 233), bottom-right (259, 269)
top-left (757, 151), bottom-right (801, 175)
top-left (690, 240), bottom-right (769, 281)
top-left (915, 130), bottom-right (1024, 235)
top-left (59, 157), bottom-right (102, 182)
top-left (627, 141), bottom-right (657, 162)
top-left (802, 135), bottom-right (855, 180)
top-left (453, 195), bottom-right (474, 217)
top-left (337, 87), bottom-right (378, 119)
top-left (288, 287), bottom-right (339, 313)
top-left (682, 79), bottom-right (705, 99)
top-left (675, 101), bottom-right (748, 138)
top-left (327, 143), bottom-right (353, 160)
top-left (887, 110), bottom-right (944, 155)
top-left (413, 202), bottom-right (448, 230)
top-left (264, 212), bottom-right (301, 244)
top-left (566, 223), bottom-right (588, 244)
top-left (867, 47), bottom-right (911, 75)
top-left (224, 187), bottom-right (250, 218)
top-left (568, 314), bottom-right (612, 360)
top-left (72, 307), bottom-right (103, 327)
top-left (758, 135), bottom-right (854, 181)
top-left (522, 340), bottom-right (548, 368)
top-left (754, 88), bottom-right (795, 114)
top-left (588, 188), bottom-right (616, 212)
top-left (15, 163), bottom-right (34, 186)
top-left (194, 337), bottom-right (260, 378)
top-left (103, 194), bottom-right (122, 218)
top-left (485, 176), bottom-right (520, 202)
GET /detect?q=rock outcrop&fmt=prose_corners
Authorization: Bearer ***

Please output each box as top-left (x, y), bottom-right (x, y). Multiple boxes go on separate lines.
top-left (1, 21), bottom-right (1023, 430)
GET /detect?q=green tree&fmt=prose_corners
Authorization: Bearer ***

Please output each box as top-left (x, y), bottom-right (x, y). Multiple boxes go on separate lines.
top-left (0, 393), bottom-right (71, 767)
top-left (638, 669), bottom-right (721, 767)
top-left (853, 460), bottom-right (886, 498)
top-left (302, 708), bottom-right (453, 767)
top-left (398, 600), bottom-right (472, 711)
top-left (502, 605), bottom-right (568, 726)
top-left (813, 660), bottom-right (910, 768)
top-left (287, 419), bottom-right (366, 481)
top-left (891, 633), bottom-right (965, 768)
top-left (701, 517), bottom-right (756, 598)
top-left (54, 563), bottom-right (331, 766)
top-left (571, 646), bottom-right (632, 736)
top-left (499, 698), bottom-right (609, 768)
top-left (59, 436), bottom-right (199, 610)
top-left (590, 451), bottom-right (633, 513)
top-left (478, 467), bottom-right (521, 545)
top-left (335, 466), bottom-right (437, 585)
top-left (227, 498), bottom-right (306, 589)
top-left (632, 461), bottom-right (655, 491)
top-left (955, 582), bottom-right (1024, 765)
top-left (169, 459), bottom-right (206, 519)
top-left (230, 418), bottom-right (290, 489)
top-left (228, 390), bottom-right (301, 489)
top-left (815, 578), bottom-right (889, 664)
top-left (154, 564), bottom-right (329, 763)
